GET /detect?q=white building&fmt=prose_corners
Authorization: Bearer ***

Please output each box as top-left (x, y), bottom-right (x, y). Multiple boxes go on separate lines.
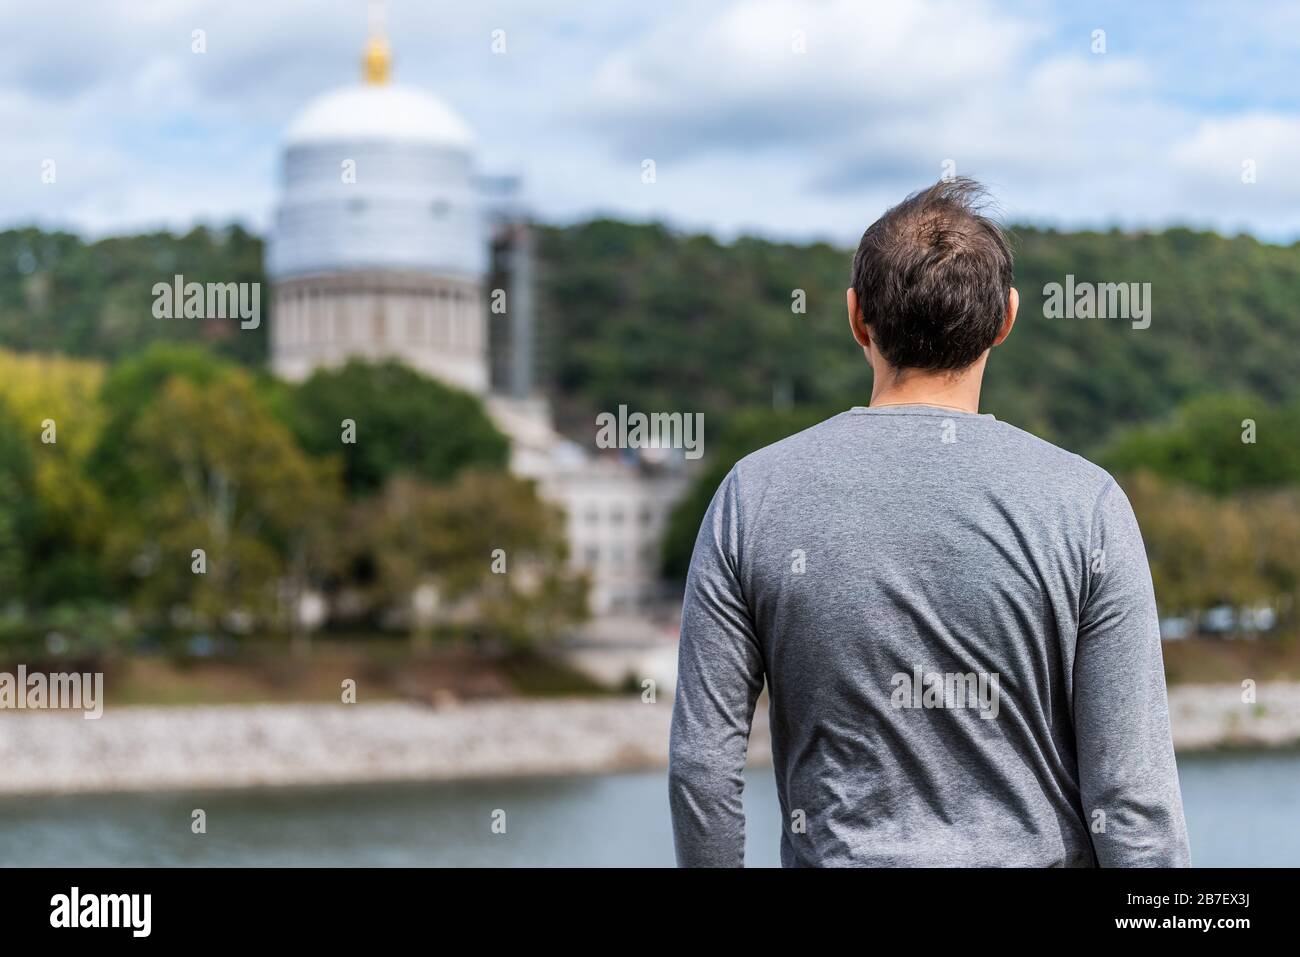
top-left (268, 44), bottom-right (487, 392)
top-left (268, 24), bottom-right (689, 618)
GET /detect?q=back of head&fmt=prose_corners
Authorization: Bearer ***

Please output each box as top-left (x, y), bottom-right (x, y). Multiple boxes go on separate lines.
top-left (851, 178), bottom-right (1013, 371)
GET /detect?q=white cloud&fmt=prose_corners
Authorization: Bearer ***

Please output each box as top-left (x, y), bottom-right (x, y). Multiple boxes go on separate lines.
top-left (1172, 112), bottom-right (1300, 189)
top-left (569, 0), bottom-right (1300, 239)
top-left (0, 0), bottom-right (1298, 241)
top-left (583, 0), bottom-right (1042, 157)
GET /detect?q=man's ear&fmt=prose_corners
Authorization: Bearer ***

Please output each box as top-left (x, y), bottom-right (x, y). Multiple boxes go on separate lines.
top-left (993, 287), bottom-right (1018, 347)
top-left (847, 288), bottom-right (870, 349)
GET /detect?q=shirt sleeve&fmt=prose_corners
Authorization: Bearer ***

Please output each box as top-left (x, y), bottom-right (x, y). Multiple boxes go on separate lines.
top-left (668, 467), bottom-right (766, 867)
top-left (1074, 479), bottom-right (1191, 867)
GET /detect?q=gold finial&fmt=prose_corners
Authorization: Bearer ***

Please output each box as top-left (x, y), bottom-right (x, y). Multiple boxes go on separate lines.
top-left (363, 0), bottom-right (390, 84)
top-left (363, 36), bottom-right (390, 84)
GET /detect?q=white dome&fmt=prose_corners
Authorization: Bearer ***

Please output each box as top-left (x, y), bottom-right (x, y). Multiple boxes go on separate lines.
top-left (285, 84), bottom-right (474, 149)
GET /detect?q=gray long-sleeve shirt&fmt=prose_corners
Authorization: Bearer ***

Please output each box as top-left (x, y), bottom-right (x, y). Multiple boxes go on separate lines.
top-left (669, 405), bottom-right (1190, 867)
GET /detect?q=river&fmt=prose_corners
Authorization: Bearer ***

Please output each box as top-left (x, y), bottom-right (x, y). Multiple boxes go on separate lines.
top-left (1, 748), bottom-right (1295, 866)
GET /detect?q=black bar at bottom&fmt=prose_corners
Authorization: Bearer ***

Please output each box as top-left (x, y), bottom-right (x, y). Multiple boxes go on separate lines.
top-left (0, 866), bottom-right (1285, 942)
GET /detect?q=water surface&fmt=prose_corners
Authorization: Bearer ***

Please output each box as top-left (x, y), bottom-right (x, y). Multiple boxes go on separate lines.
top-left (0, 749), bottom-right (1294, 866)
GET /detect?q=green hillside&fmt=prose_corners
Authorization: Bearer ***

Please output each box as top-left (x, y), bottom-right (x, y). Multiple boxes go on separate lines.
top-left (2, 219), bottom-right (1299, 644)
top-left (535, 220), bottom-right (1300, 453)
top-left (3, 218), bottom-right (1299, 454)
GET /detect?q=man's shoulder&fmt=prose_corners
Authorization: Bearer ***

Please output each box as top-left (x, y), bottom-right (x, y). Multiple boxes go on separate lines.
top-left (991, 418), bottom-right (1117, 498)
top-left (730, 412), bottom-right (855, 478)
top-left (728, 410), bottom-right (1116, 502)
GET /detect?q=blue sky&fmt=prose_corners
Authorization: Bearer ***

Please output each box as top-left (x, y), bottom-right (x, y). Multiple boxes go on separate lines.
top-left (3, 0), bottom-right (1299, 243)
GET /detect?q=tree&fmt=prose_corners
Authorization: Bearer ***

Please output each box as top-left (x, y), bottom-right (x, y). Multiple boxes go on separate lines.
top-left (1121, 472), bottom-right (1260, 620)
top-left (0, 402), bottom-right (36, 599)
top-left (1120, 471), bottom-right (1300, 635)
top-left (90, 342), bottom-right (245, 501)
top-left (0, 349), bottom-right (109, 604)
top-left (349, 471), bottom-right (588, 649)
top-left (0, 225), bottom-right (266, 363)
top-left (1101, 395), bottom-right (1300, 495)
top-left (105, 372), bottom-right (342, 635)
top-left (282, 360), bottom-right (510, 496)
top-left (1242, 488), bottom-right (1300, 632)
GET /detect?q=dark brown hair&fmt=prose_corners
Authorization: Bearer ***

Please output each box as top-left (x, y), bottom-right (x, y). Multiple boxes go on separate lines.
top-left (850, 177), bottom-right (1012, 371)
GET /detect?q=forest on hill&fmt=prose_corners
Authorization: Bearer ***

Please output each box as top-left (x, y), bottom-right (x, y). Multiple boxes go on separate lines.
top-left (535, 219), bottom-right (1300, 453)
top-left (2, 219), bottom-right (1298, 644)
top-left (4, 219), bottom-right (1298, 456)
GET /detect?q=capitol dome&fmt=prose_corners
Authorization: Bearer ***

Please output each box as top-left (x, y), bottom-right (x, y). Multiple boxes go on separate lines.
top-left (266, 31), bottom-right (486, 282)
top-left (284, 84), bottom-right (474, 150)
top-left (267, 27), bottom-right (490, 393)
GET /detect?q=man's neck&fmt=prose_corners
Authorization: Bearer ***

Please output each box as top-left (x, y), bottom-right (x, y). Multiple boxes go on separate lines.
top-left (868, 366), bottom-right (984, 414)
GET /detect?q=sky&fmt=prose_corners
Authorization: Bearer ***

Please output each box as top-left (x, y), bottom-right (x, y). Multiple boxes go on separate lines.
top-left (3, 0), bottom-right (1300, 244)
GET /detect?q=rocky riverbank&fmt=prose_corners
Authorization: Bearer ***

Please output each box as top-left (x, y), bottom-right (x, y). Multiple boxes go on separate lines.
top-left (0, 698), bottom-right (711, 796)
top-left (0, 682), bottom-right (1296, 796)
